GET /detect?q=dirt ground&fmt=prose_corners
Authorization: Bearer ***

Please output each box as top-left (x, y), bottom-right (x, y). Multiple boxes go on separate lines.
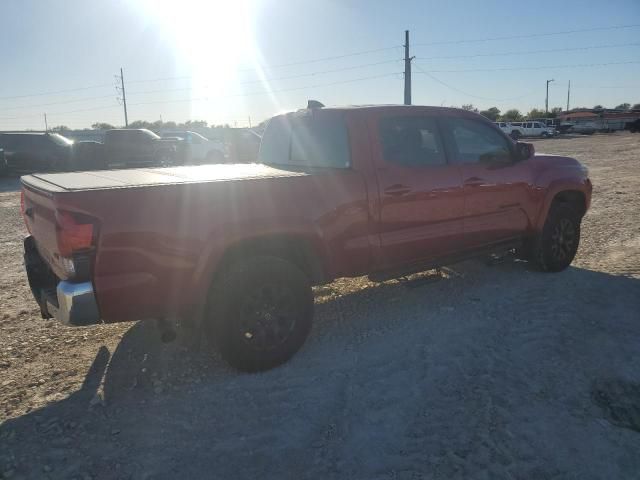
top-left (1, 133), bottom-right (639, 480)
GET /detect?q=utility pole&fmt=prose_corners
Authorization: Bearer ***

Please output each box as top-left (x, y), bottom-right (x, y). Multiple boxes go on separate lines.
top-left (44, 113), bottom-right (48, 132)
top-left (248, 116), bottom-right (252, 128)
top-left (404, 30), bottom-right (413, 105)
top-left (566, 80), bottom-right (571, 112)
top-left (120, 68), bottom-right (129, 127)
top-left (545, 78), bottom-right (554, 114)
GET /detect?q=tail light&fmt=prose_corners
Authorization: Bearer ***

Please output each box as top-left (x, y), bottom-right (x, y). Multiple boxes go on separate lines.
top-left (55, 211), bottom-right (96, 257)
top-left (20, 190), bottom-right (32, 234)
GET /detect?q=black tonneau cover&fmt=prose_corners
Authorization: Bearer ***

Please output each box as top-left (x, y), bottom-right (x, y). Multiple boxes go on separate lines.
top-left (21, 164), bottom-right (306, 192)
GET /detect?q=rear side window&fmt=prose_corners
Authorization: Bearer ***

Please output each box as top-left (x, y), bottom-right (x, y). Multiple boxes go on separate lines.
top-left (378, 116), bottom-right (446, 167)
top-left (259, 116), bottom-right (292, 166)
top-left (260, 113), bottom-right (351, 168)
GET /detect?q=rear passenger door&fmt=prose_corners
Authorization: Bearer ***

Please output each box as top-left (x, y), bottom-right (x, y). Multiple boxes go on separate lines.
top-left (368, 113), bottom-right (465, 269)
top-left (440, 117), bottom-right (531, 249)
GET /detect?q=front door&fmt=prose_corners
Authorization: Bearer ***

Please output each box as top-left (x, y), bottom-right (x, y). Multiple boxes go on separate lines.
top-left (368, 113), bottom-right (465, 270)
top-left (440, 116), bottom-right (531, 249)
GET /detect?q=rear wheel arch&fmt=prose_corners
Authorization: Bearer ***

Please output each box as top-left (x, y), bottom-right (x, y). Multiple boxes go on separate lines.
top-left (212, 234), bottom-right (328, 286)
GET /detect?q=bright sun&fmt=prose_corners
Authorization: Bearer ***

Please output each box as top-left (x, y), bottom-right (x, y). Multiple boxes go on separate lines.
top-left (136, 0), bottom-right (255, 114)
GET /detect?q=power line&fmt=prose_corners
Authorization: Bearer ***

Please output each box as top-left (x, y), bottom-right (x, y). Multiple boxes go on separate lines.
top-left (0, 104), bottom-right (121, 121)
top-left (1, 94), bottom-right (116, 112)
top-left (415, 42), bottom-right (640, 61)
top-left (0, 83), bottom-right (113, 101)
top-left (127, 59), bottom-right (402, 95)
top-left (0, 72), bottom-right (399, 121)
top-left (412, 23), bottom-right (640, 47)
top-left (413, 63), bottom-right (536, 101)
top-left (127, 72), bottom-right (400, 108)
top-left (413, 60), bottom-right (640, 74)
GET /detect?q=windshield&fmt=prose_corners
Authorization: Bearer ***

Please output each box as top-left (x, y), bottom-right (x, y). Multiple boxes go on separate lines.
top-left (48, 133), bottom-right (73, 146)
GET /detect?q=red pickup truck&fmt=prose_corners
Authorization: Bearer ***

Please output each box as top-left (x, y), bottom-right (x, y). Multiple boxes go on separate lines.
top-left (21, 105), bottom-right (592, 371)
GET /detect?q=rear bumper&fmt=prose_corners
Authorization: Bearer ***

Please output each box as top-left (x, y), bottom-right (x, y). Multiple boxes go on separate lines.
top-left (24, 236), bottom-right (101, 326)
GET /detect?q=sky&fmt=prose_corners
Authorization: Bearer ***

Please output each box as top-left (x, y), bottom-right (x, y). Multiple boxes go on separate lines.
top-left (1, 0), bottom-right (638, 130)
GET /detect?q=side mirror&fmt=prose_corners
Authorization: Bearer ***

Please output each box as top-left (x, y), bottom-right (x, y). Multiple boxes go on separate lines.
top-left (515, 141), bottom-right (534, 161)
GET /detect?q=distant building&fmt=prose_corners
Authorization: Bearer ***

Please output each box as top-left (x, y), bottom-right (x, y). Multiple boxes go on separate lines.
top-left (558, 108), bottom-right (640, 131)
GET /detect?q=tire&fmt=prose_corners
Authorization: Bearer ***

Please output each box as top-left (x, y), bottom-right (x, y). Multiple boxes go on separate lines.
top-left (510, 130), bottom-right (522, 140)
top-left (206, 256), bottom-right (314, 372)
top-left (531, 203), bottom-right (581, 272)
top-left (541, 132), bottom-right (550, 138)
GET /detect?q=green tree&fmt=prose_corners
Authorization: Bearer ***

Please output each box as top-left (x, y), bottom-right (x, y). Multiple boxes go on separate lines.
top-left (50, 125), bottom-right (69, 132)
top-left (91, 122), bottom-right (115, 130)
top-left (479, 107), bottom-right (500, 121)
top-left (593, 105), bottom-right (604, 110)
top-left (632, 103), bottom-right (640, 110)
top-left (551, 107), bottom-right (563, 117)
top-left (615, 103), bottom-right (631, 110)
top-left (128, 120), bottom-right (154, 129)
top-left (183, 120), bottom-right (208, 128)
top-left (501, 109), bottom-right (523, 121)
top-left (461, 104), bottom-right (478, 112)
top-left (527, 108), bottom-right (546, 119)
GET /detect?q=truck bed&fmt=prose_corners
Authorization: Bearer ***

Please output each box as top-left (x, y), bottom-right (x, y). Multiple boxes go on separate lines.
top-left (22, 163), bottom-right (307, 193)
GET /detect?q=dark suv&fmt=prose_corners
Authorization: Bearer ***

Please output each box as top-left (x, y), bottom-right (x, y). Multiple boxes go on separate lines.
top-left (0, 132), bottom-right (73, 174)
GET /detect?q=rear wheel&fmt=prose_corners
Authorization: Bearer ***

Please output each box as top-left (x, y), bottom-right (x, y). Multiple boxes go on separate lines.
top-left (510, 130), bottom-right (522, 140)
top-left (531, 203), bottom-right (581, 272)
top-left (206, 256), bottom-right (313, 372)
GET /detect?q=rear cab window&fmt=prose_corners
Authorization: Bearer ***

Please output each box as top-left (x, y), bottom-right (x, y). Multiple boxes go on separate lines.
top-left (259, 111), bottom-right (351, 169)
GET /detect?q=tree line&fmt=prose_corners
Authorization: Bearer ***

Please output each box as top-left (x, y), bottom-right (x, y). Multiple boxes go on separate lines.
top-left (461, 102), bottom-right (640, 122)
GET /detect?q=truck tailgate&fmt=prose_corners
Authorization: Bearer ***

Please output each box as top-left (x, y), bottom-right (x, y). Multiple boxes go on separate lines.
top-left (21, 181), bottom-right (60, 272)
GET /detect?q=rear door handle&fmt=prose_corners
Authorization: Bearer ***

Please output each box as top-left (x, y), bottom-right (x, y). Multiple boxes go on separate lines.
top-left (464, 177), bottom-right (486, 187)
top-left (384, 185), bottom-right (411, 196)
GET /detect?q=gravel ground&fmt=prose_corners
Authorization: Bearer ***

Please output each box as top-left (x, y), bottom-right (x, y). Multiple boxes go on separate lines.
top-left (1, 133), bottom-right (639, 480)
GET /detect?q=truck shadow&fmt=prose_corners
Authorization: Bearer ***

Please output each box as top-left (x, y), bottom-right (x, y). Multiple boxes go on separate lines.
top-left (1, 259), bottom-right (639, 478)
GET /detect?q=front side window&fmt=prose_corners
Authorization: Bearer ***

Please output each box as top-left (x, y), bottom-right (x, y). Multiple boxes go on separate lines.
top-left (378, 116), bottom-right (446, 167)
top-left (444, 117), bottom-right (512, 165)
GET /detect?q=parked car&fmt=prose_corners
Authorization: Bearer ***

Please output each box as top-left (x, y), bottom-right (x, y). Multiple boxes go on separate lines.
top-left (21, 105), bottom-right (592, 372)
top-left (0, 132), bottom-right (73, 174)
top-left (161, 131), bottom-right (226, 164)
top-left (625, 119), bottom-right (640, 133)
top-left (76, 129), bottom-right (180, 170)
top-left (0, 148), bottom-right (7, 175)
top-left (568, 122), bottom-right (598, 135)
top-left (508, 122), bottom-right (556, 139)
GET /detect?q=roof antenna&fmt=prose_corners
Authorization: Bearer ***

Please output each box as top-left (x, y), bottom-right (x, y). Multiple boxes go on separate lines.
top-left (307, 100), bottom-right (325, 109)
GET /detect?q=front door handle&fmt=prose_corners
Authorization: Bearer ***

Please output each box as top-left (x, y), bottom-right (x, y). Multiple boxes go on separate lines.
top-left (464, 177), bottom-right (486, 186)
top-left (384, 185), bottom-right (411, 196)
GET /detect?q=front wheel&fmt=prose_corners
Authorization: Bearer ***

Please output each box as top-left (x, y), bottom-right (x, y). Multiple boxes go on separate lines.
top-left (510, 130), bottom-right (522, 140)
top-left (531, 203), bottom-right (581, 272)
top-left (206, 256), bottom-right (314, 372)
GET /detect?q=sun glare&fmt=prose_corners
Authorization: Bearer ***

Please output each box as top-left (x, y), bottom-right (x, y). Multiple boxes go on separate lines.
top-left (136, 0), bottom-right (255, 117)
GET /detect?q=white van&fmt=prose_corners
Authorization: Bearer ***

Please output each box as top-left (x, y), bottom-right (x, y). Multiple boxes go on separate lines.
top-left (509, 122), bottom-right (555, 139)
